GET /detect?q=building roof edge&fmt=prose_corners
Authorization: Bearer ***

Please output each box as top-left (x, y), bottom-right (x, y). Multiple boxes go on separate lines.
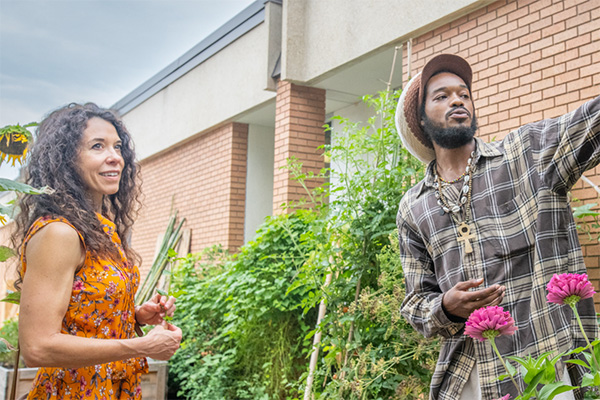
top-left (112, 0), bottom-right (266, 114)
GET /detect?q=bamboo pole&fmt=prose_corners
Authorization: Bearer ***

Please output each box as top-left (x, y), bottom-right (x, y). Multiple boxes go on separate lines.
top-left (136, 214), bottom-right (185, 305)
top-left (581, 174), bottom-right (600, 196)
top-left (407, 38), bottom-right (413, 81)
top-left (303, 271), bottom-right (333, 400)
top-left (9, 346), bottom-right (19, 400)
top-left (137, 214), bottom-right (177, 299)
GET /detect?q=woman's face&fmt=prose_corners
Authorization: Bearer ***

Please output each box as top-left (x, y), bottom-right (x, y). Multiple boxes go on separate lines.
top-left (76, 117), bottom-right (124, 210)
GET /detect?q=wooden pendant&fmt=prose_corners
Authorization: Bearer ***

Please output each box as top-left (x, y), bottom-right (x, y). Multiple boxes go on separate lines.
top-left (457, 221), bottom-right (475, 254)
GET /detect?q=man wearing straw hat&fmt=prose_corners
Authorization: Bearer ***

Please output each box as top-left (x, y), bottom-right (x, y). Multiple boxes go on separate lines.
top-left (395, 53), bottom-right (600, 399)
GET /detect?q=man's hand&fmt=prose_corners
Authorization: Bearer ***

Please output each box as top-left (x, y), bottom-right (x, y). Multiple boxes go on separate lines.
top-left (442, 278), bottom-right (505, 320)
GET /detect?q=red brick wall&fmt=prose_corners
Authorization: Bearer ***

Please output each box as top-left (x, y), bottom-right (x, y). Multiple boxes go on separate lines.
top-left (405, 0), bottom-right (600, 302)
top-left (133, 122), bottom-right (248, 274)
top-left (273, 81), bottom-right (326, 214)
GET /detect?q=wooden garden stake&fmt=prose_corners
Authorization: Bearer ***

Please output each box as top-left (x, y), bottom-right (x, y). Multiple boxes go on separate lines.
top-left (303, 270), bottom-right (333, 400)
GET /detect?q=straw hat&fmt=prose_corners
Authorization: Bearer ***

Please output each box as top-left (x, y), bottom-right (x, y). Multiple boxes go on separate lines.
top-left (395, 54), bottom-right (473, 164)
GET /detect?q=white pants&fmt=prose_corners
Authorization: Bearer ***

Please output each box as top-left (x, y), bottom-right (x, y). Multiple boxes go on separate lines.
top-left (459, 363), bottom-right (575, 400)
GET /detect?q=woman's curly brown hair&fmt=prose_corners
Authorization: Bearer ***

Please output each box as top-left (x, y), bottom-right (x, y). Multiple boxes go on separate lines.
top-left (12, 103), bottom-right (142, 289)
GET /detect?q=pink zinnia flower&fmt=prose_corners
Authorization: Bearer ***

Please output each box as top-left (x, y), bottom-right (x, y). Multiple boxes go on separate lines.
top-left (493, 395), bottom-right (510, 400)
top-left (546, 273), bottom-right (596, 306)
top-left (464, 306), bottom-right (518, 342)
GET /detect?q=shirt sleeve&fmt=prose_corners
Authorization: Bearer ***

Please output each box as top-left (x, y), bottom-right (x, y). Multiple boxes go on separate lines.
top-left (527, 96), bottom-right (600, 194)
top-left (397, 203), bottom-right (464, 339)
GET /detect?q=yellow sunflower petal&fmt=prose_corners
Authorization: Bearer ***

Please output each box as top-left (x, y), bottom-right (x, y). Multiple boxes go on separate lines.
top-left (0, 124), bottom-right (33, 166)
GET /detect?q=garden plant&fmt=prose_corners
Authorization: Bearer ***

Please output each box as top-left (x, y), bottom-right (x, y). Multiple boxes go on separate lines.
top-left (167, 90), bottom-right (440, 399)
top-left (467, 273), bottom-right (600, 400)
top-left (0, 122), bottom-right (50, 363)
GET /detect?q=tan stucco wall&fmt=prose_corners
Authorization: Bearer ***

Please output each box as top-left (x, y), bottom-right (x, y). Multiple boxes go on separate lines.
top-left (281, 0), bottom-right (497, 84)
top-left (122, 21), bottom-right (277, 161)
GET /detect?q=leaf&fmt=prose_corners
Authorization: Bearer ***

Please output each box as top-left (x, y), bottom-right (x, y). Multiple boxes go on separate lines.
top-left (0, 203), bottom-right (14, 219)
top-left (565, 345), bottom-right (590, 356)
top-left (519, 392), bottom-right (536, 400)
top-left (495, 373), bottom-right (513, 382)
top-left (581, 371), bottom-right (600, 387)
top-left (1, 291), bottom-right (20, 305)
top-left (533, 351), bottom-right (554, 368)
top-left (0, 338), bottom-right (16, 353)
top-left (506, 355), bottom-right (529, 366)
top-left (0, 178), bottom-right (52, 195)
top-left (549, 352), bottom-right (566, 365)
top-left (541, 360), bottom-right (557, 384)
top-left (522, 370), bottom-right (545, 397)
top-left (0, 245), bottom-right (15, 262)
top-left (564, 359), bottom-right (590, 368)
top-left (573, 203), bottom-right (600, 219)
top-left (505, 361), bottom-right (517, 377)
top-left (537, 382), bottom-right (577, 400)
top-left (507, 355), bottom-right (538, 384)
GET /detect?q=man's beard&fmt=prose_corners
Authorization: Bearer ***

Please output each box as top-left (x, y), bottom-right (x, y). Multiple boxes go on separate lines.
top-left (422, 112), bottom-right (478, 149)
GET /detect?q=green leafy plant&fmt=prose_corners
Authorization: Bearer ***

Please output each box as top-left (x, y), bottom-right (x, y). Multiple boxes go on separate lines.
top-left (168, 212), bottom-right (320, 399)
top-left (0, 318), bottom-right (21, 367)
top-left (0, 122), bottom-right (52, 261)
top-left (0, 122), bottom-right (54, 374)
top-left (477, 273), bottom-right (600, 400)
top-left (285, 91), bottom-right (434, 400)
top-left (166, 90), bottom-right (438, 399)
top-left (572, 202), bottom-right (600, 242)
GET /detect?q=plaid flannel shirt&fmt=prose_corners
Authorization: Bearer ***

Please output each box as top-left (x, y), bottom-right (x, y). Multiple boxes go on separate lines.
top-left (397, 96), bottom-right (600, 400)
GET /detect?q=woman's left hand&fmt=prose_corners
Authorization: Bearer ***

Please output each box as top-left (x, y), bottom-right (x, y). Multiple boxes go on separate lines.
top-left (135, 293), bottom-right (176, 326)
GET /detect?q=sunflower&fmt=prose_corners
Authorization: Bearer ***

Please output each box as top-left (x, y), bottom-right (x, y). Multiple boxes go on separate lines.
top-left (0, 122), bottom-right (36, 166)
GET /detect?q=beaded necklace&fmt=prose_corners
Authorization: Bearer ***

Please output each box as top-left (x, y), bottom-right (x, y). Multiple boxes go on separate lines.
top-left (437, 170), bottom-right (468, 185)
top-left (433, 150), bottom-right (476, 254)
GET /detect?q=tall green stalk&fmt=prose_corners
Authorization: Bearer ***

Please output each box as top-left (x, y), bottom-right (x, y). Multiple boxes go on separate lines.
top-left (570, 303), bottom-right (600, 371)
top-left (136, 212), bottom-right (185, 304)
top-left (489, 337), bottom-right (523, 396)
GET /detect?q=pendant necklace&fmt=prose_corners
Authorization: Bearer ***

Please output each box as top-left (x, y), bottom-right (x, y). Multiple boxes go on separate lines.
top-left (433, 150), bottom-right (476, 255)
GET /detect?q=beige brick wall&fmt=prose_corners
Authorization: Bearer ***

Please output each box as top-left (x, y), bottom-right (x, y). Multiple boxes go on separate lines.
top-left (273, 81), bottom-right (327, 213)
top-left (133, 122), bottom-right (248, 274)
top-left (405, 0), bottom-right (600, 303)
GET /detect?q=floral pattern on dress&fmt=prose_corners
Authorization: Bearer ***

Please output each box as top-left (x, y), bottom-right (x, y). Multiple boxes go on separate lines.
top-left (21, 214), bottom-right (148, 400)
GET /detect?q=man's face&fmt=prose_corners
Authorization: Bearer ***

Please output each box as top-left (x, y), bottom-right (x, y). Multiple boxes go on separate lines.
top-left (421, 72), bottom-right (477, 149)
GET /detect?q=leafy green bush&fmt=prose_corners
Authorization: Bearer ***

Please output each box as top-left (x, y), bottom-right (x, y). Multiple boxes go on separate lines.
top-left (0, 318), bottom-right (19, 367)
top-left (291, 91), bottom-right (437, 399)
top-left (307, 232), bottom-right (438, 399)
top-left (169, 212), bottom-right (320, 399)
top-left (167, 91), bottom-right (439, 399)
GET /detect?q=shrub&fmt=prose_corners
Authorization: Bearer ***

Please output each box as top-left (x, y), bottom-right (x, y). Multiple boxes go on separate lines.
top-left (0, 318), bottom-right (19, 367)
top-left (168, 212), bottom-right (320, 399)
top-left (167, 91), bottom-right (439, 399)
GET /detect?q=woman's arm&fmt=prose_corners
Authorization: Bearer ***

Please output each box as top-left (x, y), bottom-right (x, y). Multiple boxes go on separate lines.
top-left (19, 221), bottom-right (181, 369)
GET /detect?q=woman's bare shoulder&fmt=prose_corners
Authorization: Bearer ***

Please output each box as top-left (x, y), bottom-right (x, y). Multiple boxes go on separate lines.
top-left (26, 221), bottom-right (84, 268)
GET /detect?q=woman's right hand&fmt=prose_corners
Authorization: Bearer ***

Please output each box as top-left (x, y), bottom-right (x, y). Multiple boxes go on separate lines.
top-left (142, 321), bottom-right (182, 360)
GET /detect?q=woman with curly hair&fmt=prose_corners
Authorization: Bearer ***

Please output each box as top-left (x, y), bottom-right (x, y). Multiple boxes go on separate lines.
top-left (12, 103), bottom-right (182, 399)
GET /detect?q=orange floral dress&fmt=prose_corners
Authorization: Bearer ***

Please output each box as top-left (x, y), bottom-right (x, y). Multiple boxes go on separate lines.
top-left (21, 214), bottom-right (148, 400)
